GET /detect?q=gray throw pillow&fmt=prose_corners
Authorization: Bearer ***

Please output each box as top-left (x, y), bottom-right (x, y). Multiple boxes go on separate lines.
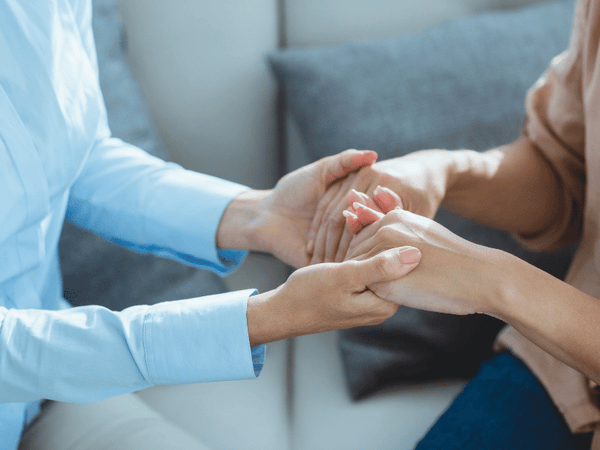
top-left (269, 0), bottom-right (576, 399)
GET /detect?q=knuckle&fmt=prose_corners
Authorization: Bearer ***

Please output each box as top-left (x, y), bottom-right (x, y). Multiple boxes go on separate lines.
top-left (388, 208), bottom-right (404, 220)
top-left (377, 226), bottom-right (397, 242)
top-left (373, 252), bottom-right (393, 277)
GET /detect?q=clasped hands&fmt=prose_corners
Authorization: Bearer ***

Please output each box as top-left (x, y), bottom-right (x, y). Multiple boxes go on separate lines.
top-left (306, 150), bottom-right (500, 317)
top-left (222, 149), bottom-right (500, 345)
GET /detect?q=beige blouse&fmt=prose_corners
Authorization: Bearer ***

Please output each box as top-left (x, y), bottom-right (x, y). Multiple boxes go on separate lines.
top-left (495, 0), bottom-right (600, 446)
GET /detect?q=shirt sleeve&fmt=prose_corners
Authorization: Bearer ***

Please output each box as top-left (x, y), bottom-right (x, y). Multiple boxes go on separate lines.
top-left (0, 289), bottom-right (265, 404)
top-left (516, 0), bottom-right (588, 251)
top-left (66, 136), bottom-right (249, 276)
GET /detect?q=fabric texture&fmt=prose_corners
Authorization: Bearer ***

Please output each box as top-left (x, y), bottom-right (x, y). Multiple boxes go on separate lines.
top-left (415, 352), bottom-right (594, 450)
top-left (268, 0), bottom-right (576, 400)
top-left (0, 1), bottom-right (264, 447)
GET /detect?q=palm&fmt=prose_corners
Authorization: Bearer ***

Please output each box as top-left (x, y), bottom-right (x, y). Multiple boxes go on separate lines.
top-left (260, 150), bottom-right (378, 268)
top-left (262, 165), bottom-right (324, 268)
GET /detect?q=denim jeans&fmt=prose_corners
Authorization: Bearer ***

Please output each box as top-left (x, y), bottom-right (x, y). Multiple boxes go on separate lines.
top-left (416, 352), bottom-right (593, 450)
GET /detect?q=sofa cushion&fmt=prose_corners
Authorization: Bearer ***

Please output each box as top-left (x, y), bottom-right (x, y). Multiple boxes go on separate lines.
top-left (268, 0), bottom-right (576, 399)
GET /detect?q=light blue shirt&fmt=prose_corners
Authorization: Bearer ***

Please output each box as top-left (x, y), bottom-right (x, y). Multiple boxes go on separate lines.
top-left (0, 0), bottom-right (265, 448)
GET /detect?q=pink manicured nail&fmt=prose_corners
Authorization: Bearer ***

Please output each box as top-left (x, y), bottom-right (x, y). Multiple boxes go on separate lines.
top-left (353, 202), bottom-right (364, 210)
top-left (399, 248), bottom-right (421, 264)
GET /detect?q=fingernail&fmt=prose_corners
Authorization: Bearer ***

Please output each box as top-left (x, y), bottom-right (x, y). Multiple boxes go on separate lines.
top-left (342, 210), bottom-right (354, 218)
top-left (399, 248), bottom-right (421, 264)
top-left (374, 185), bottom-right (383, 194)
top-left (353, 202), bottom-right (364, 210)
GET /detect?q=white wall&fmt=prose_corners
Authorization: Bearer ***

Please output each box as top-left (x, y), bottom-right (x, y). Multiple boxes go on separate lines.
top-left (117, 0), bottom-right (279, 190)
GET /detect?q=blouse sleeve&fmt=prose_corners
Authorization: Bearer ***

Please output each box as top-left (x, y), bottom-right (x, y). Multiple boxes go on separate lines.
top-left (516, 0), bottom-right (588, 251)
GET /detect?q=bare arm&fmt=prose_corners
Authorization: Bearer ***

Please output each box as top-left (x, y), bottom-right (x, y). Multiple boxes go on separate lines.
top-left (441, 136), bottom-right (568, 238)
top-left (498, 252), bottom-right (600, 383)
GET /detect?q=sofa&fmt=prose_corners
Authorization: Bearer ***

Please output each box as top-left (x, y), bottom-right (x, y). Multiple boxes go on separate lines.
top-left (57, 0), bottom-right (577, 448)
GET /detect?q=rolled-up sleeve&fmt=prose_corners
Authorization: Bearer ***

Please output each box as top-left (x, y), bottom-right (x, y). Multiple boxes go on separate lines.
top-left (66, 137), bottom-right (248, 276)
top-left (517, 0), bottom-right (588, 250)
top-left (0, 289), bottom-right (264, 405)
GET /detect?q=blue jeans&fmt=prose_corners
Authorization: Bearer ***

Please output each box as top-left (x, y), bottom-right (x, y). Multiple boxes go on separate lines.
top-left (415, 352), bottom-right (593, 450)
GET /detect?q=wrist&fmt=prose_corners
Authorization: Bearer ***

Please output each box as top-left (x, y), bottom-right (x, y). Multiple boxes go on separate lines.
top-left (477, 249), bottom-right (528, 320)
top-left (216, 189), bottom-right (271, 251)
top-left (247, 286), bottom-right (298, 346)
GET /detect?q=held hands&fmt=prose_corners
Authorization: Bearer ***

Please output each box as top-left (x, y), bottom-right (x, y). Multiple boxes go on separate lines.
top-left (246, 247), bottom-right (422, 346)
top-left (345, 192), bottom-right (502, 317)
top-left (306, 150), bottom-right (453, 264)
top-left (258, 149), bottom-right (379, 267)
top-left (218, 149), bottom-right (378, 268)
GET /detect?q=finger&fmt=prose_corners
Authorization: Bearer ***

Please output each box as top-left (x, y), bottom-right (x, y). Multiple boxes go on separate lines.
top-left (323, 176), bottom-right (357, 262)
top-left (353, 202), bottom-right (384, 228)
top-left (311, 177), bottom-right (351, 264)
top-left (343, 209), bottom-right (363, 234)
top-left (346, 218), bottom-right (387, 259)
top-left (334, 226), bottom-right (355, 262)
top-left (345, 247), bottom-right (421, 290)
top-left (343, 201), bottom-right (382, 235)
top-left (323, 149), bottom-right (378, 186)
top-left (307, 181), bottom-right (342, 255)
top-left (346, 187), bottom-right (384, 235)
top-left (373, 185), bottom-right (403, 213)
top-left (348, 189), bottom-right (381, 212)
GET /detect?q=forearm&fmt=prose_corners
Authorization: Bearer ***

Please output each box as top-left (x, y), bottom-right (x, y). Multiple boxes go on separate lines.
top-left (442, 136), bottom-right (566, 237)
top-left (489, 253), bottom-right (600, 384)
top-left (70, 137), bottom-right (249, 275)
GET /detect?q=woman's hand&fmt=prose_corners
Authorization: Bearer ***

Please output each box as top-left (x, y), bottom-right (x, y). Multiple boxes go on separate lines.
top-left (346, 201), bottom-right (506, 317)
top-left (246, 247), bottom-right (421, 346)
top-left (217, 149), bottom-right (378, 268)
top-left (306, 149), bottom-right (455, 265)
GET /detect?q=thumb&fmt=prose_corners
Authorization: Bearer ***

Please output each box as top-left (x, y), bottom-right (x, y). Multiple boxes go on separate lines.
top-left (373, 185), bottom-right (403, 213)
top-left (347, 247), bottom-right (421, 289)
top-left (323, 149), bottom-right (378, 185)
